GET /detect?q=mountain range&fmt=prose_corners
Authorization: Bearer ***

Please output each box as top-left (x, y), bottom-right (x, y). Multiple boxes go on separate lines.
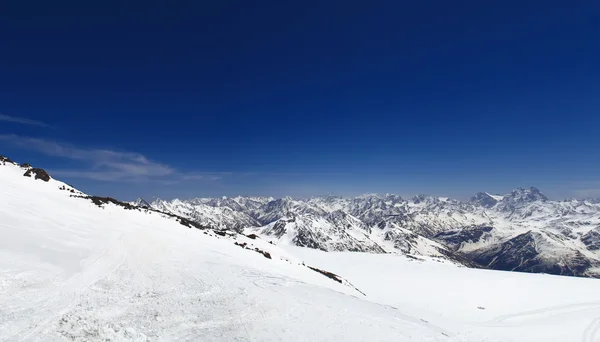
top-left (4, 153), bottom-right (599, 279)
top-left (142, 188), bottom-right (600, 277)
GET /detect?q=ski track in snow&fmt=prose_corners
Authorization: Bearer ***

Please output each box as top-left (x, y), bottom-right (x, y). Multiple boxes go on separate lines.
top-left (484, 302), bottom-right (600, 325)
top-left (16, 234), bottom-right (129, 341)
top-left (582, 316), bottom-right (600, 342)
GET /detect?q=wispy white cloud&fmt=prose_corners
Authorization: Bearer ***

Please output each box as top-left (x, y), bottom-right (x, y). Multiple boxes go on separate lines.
top-left (0, 134), bottom-right (223, 182)
top-left (181, 173), bottom-right (225, 181)
top-left (0, 114), bottom-right (49, 127)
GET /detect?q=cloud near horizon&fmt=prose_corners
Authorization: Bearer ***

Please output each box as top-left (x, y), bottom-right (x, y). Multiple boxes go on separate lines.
top-left (0, 134), bottom-right (225, 183)
top-left (0, 114), bottom-right (50, 127)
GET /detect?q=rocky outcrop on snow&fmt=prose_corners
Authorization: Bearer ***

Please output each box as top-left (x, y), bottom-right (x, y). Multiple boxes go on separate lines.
top-left (0, 155), bottom-right (15, 164)
top-left (1, 156), bottom-right (52, 182)
top-left (23, 167), bottom-right (51, 182)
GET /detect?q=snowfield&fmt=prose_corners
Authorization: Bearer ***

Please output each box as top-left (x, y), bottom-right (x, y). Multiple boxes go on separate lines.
top-left (287, 246), bottom-right (600, 342)
top-left (2, 158), bottom-right (600, 341)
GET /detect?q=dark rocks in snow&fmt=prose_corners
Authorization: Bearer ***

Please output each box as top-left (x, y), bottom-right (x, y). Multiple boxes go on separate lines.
top-left (307, 266), bottom-right (343, 284)
top-left (23, 168), bottom-right (51, 182)
top-left (305, 265), bottom-right (367, 295)
top-left (234, 241), bottom-right (272, 259)
top-left (83, 196), bottom-right (137, 210)
top-left (582, 228), bottom-right (600, 251)
top-left (212, 229), bottom-right (236, 237)
top-left (58, 185), bottom-right (77, 193)
top-left (254, 248), bottom-right (272, 259)
top-left (433, 226), bottom-right (494, 251)
top-left (0, 155), bottom-right (15, 164)
top-left (2, 155), bottom-right (48, 180)
top-left (177, 217), bottom-right (204, 229)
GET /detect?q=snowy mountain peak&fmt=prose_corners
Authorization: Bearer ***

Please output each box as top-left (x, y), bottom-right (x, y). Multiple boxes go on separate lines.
top-left (496, 187), bottom-right (548, 211)
top-left (132, 197), bottom-right (152, 208)
top-left (506, 186), bottom-right (547, 201)
top-left (470, 188), bottom-right (547, 210)
top-left (470, 192), bottom-right (499, 208)
top-left (411, 194), bottom-right (432, 204)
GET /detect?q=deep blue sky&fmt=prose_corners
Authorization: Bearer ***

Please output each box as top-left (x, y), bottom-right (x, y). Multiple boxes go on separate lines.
top-left (1, 1), bottom-right (599, 200)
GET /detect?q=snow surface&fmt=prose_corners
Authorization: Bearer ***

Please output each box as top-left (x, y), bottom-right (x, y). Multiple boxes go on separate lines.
top-left (0, 161), bottom-right (453, 341)
top-left (2, 160), bottom-right (600, 341)
top-left (286, 246), bottom-right (600, 342)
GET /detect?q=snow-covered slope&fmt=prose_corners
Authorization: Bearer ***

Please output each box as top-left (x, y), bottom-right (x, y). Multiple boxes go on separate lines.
top-left (3, 155), bottom-right (600, 341)
top-left (0, 157), bottom-right (458, 341)
top-left (148, 188), bottom-right (600, 277)
top-left (287, 246), bottom-right (600, 342)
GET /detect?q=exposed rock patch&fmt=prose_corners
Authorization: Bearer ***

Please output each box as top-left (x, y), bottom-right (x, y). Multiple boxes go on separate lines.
top-left (307, 266), bottom-right (342, 283)
top-left (234, 241), bottom-right (272, 259)
top-left (0, 155), bottom-right (15, 164)
top-left (23, 168), bottom-right (51, 182)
